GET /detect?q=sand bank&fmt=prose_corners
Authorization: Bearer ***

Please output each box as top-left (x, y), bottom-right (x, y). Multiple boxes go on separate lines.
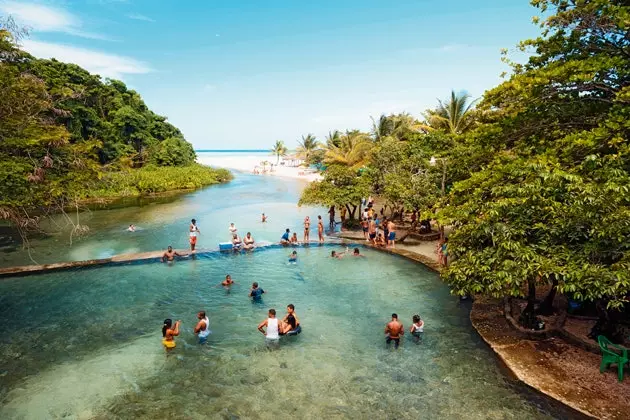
top-left (196, 153), bottom-right (322, 182)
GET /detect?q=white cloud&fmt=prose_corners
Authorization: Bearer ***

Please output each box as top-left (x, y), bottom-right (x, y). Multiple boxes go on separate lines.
top-left (126, 13), bottom-right (155, 22)
top-left (0, 1), bottom-right (110, 40)
top-left (21, 40), bottom-right (152, 80)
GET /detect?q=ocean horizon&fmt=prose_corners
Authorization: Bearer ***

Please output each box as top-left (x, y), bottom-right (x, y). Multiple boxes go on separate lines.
top-left (195, 149), bottom-right (271, 153)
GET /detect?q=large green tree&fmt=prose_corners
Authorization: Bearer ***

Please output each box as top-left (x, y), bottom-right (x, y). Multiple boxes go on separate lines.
top-left (437, 0), bottom-right (630, 329)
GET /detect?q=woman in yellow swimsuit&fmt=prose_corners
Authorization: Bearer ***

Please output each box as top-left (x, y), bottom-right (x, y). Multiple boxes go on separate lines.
top-left (162, 318), bottom-right (181, 351)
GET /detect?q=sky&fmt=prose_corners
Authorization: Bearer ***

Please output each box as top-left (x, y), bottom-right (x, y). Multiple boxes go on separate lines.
top-left (0, 0), bottom-right (541, 149)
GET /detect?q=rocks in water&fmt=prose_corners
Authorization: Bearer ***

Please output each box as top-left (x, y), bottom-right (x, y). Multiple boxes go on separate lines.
top-left (279, 362), bottom-right (288, 369)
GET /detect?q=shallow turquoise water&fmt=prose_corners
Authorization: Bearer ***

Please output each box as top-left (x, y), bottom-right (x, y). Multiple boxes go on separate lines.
top-left (0, 171), bottom-right (323, 267)
top-left (0, 245), bottom-right (572, 419)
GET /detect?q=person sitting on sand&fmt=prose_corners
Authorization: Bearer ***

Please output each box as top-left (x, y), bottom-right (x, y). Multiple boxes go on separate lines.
top-left (128, 224), bottom-right (136, 232)
top-left (162, 319), bottom-right (181, 351)
top-left (243, 232), bottom-right (255, 250)
top-left (280, 228), bottom-right (291, 245)
top-left (161, 246), bottom-right (182, 262)
top-left (290, 232), bottom-right (299, 244)
top-left (222, 274), bottom-right (234, 286)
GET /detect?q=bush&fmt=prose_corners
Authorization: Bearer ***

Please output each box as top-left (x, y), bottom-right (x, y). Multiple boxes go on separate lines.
top-left (87, 164), bottom-right (232, 198)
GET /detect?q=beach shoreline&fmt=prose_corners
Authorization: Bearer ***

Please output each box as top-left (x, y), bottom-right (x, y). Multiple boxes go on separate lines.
top-left (196, 152), bottom-right (322, 182)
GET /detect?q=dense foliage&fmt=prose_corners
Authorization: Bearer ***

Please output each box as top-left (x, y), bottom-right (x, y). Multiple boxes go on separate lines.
top-left (296, 0), bottom-right (630, 329)
top-left (0, 26), bottom-right (228, 237)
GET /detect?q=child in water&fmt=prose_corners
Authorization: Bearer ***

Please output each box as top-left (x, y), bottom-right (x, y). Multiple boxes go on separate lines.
top-left (410, 315), bottom-right (424, 343)
top-left (289, 250), bottom-right (298, 263)
top-left (162, 319), bottom-right (181, 351)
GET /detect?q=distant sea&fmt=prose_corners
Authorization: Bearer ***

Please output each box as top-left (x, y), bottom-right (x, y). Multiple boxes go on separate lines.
top-left (195, 149), bottom-right (270, 153)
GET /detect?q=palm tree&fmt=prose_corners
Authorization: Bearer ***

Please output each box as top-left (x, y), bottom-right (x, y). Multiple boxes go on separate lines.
top-left (325, 130), bottom-right (342, 148)
top-left (371, 113), bottom-right (421, 141)
top-left (296, 134), bottom-right (320, 162)
top-left (271, 140), bottom-right (288, 164)
top-left (324, 130), bottom-right (373, 169)
top-left (421, 90), bottom-right (478, 135)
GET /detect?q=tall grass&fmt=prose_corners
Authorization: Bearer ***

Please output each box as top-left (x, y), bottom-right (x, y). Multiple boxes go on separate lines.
top-left (87, 164), bottom-right (232, 198)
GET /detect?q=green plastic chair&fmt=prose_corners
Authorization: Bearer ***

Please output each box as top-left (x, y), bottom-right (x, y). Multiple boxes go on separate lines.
top-left (598, 335), bottom-right (629, 382)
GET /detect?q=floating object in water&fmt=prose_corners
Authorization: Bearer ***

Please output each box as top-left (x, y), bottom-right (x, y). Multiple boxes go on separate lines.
top-left (285, 325), bottom-right (302, 336)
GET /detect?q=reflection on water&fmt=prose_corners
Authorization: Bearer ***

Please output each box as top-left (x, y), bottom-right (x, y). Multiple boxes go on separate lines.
top-left (0, 171), bottom-right (319, 267)
top-left (0, 247), bottom-right (570, 419)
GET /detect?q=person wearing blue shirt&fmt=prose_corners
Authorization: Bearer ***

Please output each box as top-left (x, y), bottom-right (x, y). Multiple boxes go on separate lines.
top-left (280, 228), bottom-right (290, 244)
top-left (249, 282), bottom-right (265, 301)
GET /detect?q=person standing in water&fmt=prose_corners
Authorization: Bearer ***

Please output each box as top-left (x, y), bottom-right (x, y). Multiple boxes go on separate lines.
top-left (385, 313), bottom-right (404, 349)
top-left (289, 250), bottom-right (298, 263)
top-left (249, 282), bottom-right (265, 301)
top-left (161, 246), bottom-right (182, 263)
top-left (303, 216), bottom-right (311, 243)
top-left (368, 218), bottom-right (376, 244)
top-left (317, 215), bottom-right (324, 243)
top-left (261, 213), bottom-right (268, 222)
top-left (189, 219), bottom-right (200, 252)
top-left (410, 315), bottom-right (424, 343)
top-left (258, 308), bottom-right (280, 345)
top-left (194, 311), bottom-right (211, 344)
top-left (221, 274), bottom-right (234, 287)
top-left (162, 319), bottom-right (181, 351)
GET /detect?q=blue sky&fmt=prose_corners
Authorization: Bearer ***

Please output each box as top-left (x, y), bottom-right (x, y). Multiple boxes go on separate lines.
top-left (1, 0), bottom-right (540, 149)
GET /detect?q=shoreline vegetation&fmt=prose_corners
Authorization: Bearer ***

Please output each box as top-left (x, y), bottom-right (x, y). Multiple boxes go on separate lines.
top-left (84, 164), bottom-right (232, 202)
top-left (0, 23), bottom-right (233, 235)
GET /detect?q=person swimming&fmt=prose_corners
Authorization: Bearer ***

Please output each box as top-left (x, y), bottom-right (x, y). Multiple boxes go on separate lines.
top-left (331, 248), bottom-right (348, 259)
top-left (288, 250), bottom-right (298, 263)
top-left (222, 274), bottom-right (234, 286)
top-left (352, 247), bottom-right (365, 257)
top-left (162, 318), bottom-right (181, 351)
top-left (127, 224), bottom-right (136, 232)
top-left (194, 311), bottom-right (211, 344)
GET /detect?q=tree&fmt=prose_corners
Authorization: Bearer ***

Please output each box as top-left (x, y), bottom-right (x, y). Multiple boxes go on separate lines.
top-left (299, 165), bottom-right (371, 221)
top-left (422, 90), bottom-right (477, 135)
top-left (371, 113), bottom-right (421, 141)
top-left (296, 134), bottom-right (320, 163)
top-left (436, 0), bottom-right (630, 331)
top-left (325, 130), bottom-right (341, 148)
top-left (324, 130), bottom-right (373, 169)
top-left (271, 140), bottom-right (288, 164)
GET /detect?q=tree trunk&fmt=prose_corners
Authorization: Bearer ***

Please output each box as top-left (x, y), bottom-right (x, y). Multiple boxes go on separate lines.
top-left (519, 278), bottom-right (538, 329)
top-left (537, 276), bottom-right (558, 316)
top-left (349, 204), bottom-right (357, 219)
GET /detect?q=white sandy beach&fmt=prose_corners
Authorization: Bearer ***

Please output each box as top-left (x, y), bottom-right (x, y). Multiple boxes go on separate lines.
top-left (196, 152), bottom-right (323, 182)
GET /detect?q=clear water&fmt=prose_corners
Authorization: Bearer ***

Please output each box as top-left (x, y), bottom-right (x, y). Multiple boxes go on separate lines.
top-left (0, 168), bottom-right (321, 267)
top-left (0, 246), bottom-right (573, 419)
top-left (0, 164), bottom-right (577, 419)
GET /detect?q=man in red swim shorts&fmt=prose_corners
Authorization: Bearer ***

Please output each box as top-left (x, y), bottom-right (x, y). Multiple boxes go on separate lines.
top-left (189, 218), bottom-right (200, 251)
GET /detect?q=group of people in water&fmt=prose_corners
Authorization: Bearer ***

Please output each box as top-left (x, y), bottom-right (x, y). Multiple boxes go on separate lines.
top-left (385, 313), bottom-right (425, 349)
